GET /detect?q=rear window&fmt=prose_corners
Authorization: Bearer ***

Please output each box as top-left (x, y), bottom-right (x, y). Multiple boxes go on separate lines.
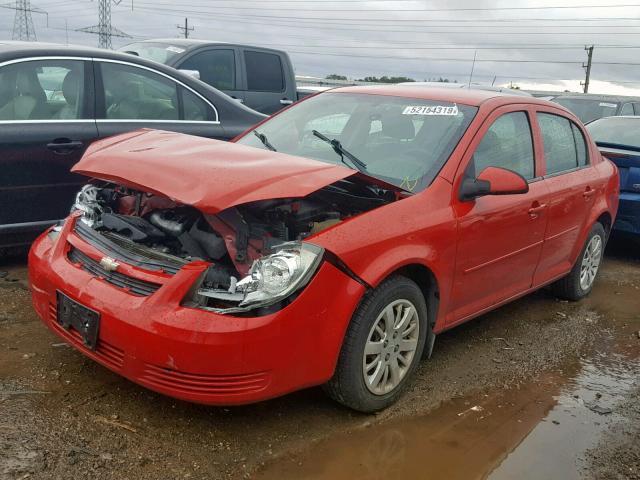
top-left (552, 97), bottom-right (619, 124)
top-left (244, 50), bottom-right (284, 92)
top-left (587, 117), bottom-right (640, 150)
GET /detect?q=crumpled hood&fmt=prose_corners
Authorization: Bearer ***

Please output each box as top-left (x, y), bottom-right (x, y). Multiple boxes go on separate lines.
top-left (73, 129), bottom-right (356, 214)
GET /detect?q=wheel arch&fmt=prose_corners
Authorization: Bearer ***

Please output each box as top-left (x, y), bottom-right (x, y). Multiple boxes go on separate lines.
top-left (384, 263), bottom-right (440, 358)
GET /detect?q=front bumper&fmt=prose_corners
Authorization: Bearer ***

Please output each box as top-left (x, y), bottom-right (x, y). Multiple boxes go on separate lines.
top-left (28, 217), bottom-right (365, 405)
top-left (613, 192), bottom-right (640, 235)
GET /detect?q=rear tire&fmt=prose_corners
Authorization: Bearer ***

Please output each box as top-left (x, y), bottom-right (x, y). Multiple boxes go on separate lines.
top-left (323, 276), bottom-right (427, 413)
top-left (551, 222), bottom-right (606, 301)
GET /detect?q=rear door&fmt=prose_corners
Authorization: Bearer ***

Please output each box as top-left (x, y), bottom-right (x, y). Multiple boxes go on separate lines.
top-left (94, 59), bottom-right (224, 141)
top-left (449, 106), bottom-right (549, 324)
top-left (0, 57), bottom-right (98, 234)
top-left (532, 110), bottom-right (595, 285)
top-left (173, 47), bottom-right (245, 104)
top-left (241, 48), bottom-right (295, 114)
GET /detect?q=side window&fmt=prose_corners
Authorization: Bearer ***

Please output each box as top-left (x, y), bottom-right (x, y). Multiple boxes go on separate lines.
top-left (244, 50), bottom-right (284, 92)
top-left (100, 62), bottom-right (178, 120)
top-left (179, 49), bottom-right (235, 90)
top-left (181, 87), bottom-right (214, 121)
top-left (571, 123), bottom-right (588, 167)
top-left (633, 103), bottom-right (640, 116)
top-left (0, 59), bottom-right (85, 121)
top-left (468, 111), bottom-right (535, 180)
top-left (621, 103), bottom-right (634, 116)
top-left (538, 113), bottom-right (579, 175)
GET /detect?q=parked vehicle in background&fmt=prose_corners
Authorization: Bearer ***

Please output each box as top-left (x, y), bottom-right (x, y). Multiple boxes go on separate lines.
top-left (119, 39), bottom-right (297, 114)
top-left (29, 87), bottom-right (618, 412)
top-left (587, 116), bottom-right (640, 236)
top-left (552, 94), bottom-right (640, 124)
top-left (0, 42), bottom-right (265, 250)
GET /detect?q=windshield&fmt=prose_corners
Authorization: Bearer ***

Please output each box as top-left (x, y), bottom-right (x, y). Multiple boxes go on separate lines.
top-left (118, 42), bottom-right (185, 64)
top-left (587, 117), bottom-right (640, 150)
top-left (237, 92), bottom-right (477, 192)
top-left (552, 97), bottom-right (619, 124)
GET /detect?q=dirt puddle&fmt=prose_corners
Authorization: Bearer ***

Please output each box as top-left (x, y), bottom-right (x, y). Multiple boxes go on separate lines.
top-left (254, 277), bottom-right (640, 480)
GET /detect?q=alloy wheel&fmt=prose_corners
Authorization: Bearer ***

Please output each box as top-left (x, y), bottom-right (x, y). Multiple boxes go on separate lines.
top-left (362, 299), bottom-right (420, 395)
top-left (580, 234), bottom-right (603, 291)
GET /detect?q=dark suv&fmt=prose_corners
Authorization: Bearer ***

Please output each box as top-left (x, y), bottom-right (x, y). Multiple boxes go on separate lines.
top-left (0, 42), bottom-right (264, 250)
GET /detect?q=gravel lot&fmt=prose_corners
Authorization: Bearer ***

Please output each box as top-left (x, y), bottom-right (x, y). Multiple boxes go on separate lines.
top-left (1, 236), bottom-right (638, 480)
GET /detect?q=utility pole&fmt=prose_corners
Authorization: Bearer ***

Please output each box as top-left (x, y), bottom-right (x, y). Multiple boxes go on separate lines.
top-left (78, 0), bottom-right (131, 49)
top-left (581, 45), bottom-right (594, 94)
top-left (177, 17), bottom-right (193, 39)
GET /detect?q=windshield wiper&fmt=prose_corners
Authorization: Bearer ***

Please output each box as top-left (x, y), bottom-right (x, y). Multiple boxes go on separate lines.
top-left (312, 130), bottom-right (367, 172)
top-left (253, 130), bottom-right (277, 152)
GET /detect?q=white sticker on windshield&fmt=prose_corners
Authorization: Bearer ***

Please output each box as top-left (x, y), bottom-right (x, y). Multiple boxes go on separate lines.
top-left (166, 46), bottom-right (186, 54)
top-left (402, 105), bottom-right (459, 116)
top-left (599, 102), bottom-right (617, 108)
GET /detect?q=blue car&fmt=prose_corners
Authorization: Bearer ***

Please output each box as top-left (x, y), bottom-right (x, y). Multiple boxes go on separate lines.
top-left (587, 116), bottom-right (640, 236)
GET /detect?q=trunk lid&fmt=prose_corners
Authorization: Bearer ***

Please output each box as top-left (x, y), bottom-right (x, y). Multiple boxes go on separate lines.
top-left (597, 142), bottom-right (640, 194)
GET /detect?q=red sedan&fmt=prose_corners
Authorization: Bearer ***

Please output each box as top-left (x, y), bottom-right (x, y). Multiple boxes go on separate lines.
top-left (29, 87), bottom-right (619, 412)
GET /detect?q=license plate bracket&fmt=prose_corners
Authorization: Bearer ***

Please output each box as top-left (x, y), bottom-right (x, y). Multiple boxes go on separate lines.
top-left (56, 291), bottom-right (100, 350)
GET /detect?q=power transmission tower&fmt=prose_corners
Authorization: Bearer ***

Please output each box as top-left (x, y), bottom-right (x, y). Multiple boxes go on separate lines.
top-left (581, 45), bottom-right (594, 94)
top-left (177, 18), bottom-right (193, 39)
top-left (3, 0), bottom-right (45, 41)
top-left (78, 0), bottom-right (131, 49)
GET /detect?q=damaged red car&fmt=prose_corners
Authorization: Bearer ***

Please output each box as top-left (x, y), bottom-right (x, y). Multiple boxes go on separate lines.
top-left (29, 87), bottom-right (619, 412)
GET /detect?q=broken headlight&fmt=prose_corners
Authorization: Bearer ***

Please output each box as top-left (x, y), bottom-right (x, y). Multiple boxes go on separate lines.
top-left (194, 242), bottom-right (324, 313)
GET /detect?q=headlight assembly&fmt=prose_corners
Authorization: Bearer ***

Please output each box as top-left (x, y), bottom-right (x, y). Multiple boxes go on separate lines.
top-left (192, 242), bottom-right (324, 314)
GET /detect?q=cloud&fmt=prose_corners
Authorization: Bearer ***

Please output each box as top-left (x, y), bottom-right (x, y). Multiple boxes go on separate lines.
top-left (1, 0), bottom-right (639, 94)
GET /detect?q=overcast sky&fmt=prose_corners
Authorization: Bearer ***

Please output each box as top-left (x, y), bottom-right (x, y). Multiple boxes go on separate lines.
top-left (2, 0), bottom-right (640, 94)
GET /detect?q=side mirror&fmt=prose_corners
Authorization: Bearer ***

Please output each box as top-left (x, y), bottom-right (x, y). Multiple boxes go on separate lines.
top-left (179, 69), bottom-right (201, 80)
top-left (460, 166), bottom-right (529, 201)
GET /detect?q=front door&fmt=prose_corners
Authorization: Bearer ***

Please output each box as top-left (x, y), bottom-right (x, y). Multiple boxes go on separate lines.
top-left (448, 107), bottom-right (549, 324)
top-left (0, 58), bottom-right (97, 233)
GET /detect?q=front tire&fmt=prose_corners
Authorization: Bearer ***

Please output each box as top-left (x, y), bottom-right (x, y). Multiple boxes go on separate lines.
top-left (552, 222), bottom-right (606, 301)
top-left (324, 276), bottom-right (428, 413)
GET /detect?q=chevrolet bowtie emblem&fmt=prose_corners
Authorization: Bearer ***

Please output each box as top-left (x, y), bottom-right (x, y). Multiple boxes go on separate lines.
top-left (99, 256), bottom-right (120, 272)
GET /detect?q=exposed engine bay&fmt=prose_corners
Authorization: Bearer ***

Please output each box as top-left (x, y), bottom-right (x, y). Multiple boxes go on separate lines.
top-left (71, 178), bottom-right (399, 313)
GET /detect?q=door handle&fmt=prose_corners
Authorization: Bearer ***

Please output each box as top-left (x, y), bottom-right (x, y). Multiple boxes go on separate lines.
top-left (528, 203), bottom-right (547, 218)
top-left (583, 187), bottom-right (596, 199)
top-left (280, 98), bottom-right (294, 105)
top-left (230, 96), bottom-right (244, 103)
top-left (47, 139), bottom-right (84, 154)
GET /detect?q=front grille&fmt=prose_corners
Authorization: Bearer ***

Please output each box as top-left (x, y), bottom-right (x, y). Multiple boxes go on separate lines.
top-left (68, 247), bottom-right (161, 297)
top-left (49, 303), bottom-right (125, 370)
top-left (140, 363), bottom-right (270, 396)
top-left (74, 220), bottom-right (186, 275)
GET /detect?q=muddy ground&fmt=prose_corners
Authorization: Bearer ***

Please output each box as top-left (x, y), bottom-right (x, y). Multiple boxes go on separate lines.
top-left (1, 236), bottom-right (639, 480)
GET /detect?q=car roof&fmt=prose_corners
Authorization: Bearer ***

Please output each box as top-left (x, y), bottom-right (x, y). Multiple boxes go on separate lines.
top-left (554, 94), bottom-right (640, 102)
top-left (0, 41), bottom-right (161, 63)
top-left (328, 85), bottom-right (550, 107)
top-left (125, 38), bottom-right (286, 55)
